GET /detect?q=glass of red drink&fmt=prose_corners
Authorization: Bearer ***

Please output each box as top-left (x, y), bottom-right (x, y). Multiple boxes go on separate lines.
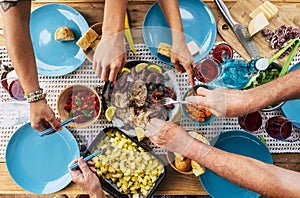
top-left (193, 58), bottom-right (221, 83)
top-left (1, 70), bottom-right (25, 101)
top-left (238, 111), bottom-right (262, 132)
top-left (265, 116), bottom-right (293, 140)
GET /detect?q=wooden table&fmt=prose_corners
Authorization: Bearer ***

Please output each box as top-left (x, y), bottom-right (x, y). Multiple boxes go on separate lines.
top-left (1, 0), bottom-right (300, 197)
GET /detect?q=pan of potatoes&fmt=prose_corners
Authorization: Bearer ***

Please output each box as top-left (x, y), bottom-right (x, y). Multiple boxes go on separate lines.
top-left (84, 127), bottom-right (166, 198)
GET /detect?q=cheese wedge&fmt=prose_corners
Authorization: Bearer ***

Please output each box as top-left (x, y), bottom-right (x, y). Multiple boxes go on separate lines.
top-left (248, 12), bottom-right (269, 36)
top-left (249, 1), bottom-right (278, 21)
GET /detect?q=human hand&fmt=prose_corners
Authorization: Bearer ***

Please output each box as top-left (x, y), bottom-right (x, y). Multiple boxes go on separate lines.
top-left (29, 99), bottom-right (62, 132)
top-left (185, 87), bottom-right (250, 117)
top-left (93, 31), bottom-right (127, 82)
top-left (171, 30), bottom-right (195, 86)
top-left (145, 118), bottom-right (194, 155)
top-left (69, 158), bottom-right (104, 197)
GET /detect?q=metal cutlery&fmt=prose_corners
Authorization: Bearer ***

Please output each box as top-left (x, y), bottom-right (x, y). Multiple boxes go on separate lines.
top-left (214, 0), bottom-right (261, 59)
top-left (69, 148), bottom-right (107, 170)
top-left (160, 97), bottom-right (197, 106)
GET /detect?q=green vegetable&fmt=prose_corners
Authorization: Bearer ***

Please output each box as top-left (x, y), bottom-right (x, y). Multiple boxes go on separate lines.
top-left (82, 110), bottom-right (92, 117)
top-left (75, 97), bottom-right (82, 107)
top-left (70, 109), bottom-right (77, 117)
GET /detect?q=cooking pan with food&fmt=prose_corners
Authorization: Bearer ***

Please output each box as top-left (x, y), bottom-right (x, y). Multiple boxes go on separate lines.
top-left (83, 127), bottom-right (167, 198)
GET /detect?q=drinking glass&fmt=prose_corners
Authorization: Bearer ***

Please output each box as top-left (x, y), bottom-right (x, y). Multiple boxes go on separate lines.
top-left (1, 71), bottom-right (25, 101)
top-left (265, 116), bottom-right (293, 140)
top-left (238, 111), bottom-right (262, 132)
top-left (193, 58), bottom-right (221, 83)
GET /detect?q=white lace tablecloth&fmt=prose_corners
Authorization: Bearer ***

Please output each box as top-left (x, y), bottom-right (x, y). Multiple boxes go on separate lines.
top-left (1, 44), bottom-right (300, 158)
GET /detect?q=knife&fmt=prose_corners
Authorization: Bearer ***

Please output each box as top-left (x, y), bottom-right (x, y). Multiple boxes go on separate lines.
top-left (214, 0), bottom-right (260, 59)
top-left (125, 12), bottom-right (137, 54)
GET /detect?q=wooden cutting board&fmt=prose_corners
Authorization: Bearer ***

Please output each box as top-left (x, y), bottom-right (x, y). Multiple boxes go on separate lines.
top-left (218, 0), bottom-right (300, 64)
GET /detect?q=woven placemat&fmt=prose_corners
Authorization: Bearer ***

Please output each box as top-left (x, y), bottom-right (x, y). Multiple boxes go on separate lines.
top-left (1, 44), bottom-right (300, 158)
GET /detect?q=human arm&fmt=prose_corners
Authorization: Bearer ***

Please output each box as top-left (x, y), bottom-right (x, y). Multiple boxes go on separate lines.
top-left (69, 158), bottom-right (105, 198)
top-left (0, 0), bottom-right (61, 131)
top-left (185, 68), bottom-right (300, 117)
top-left (93, 0), bottom-right (127, 82)
top-left (145, 119), bottom-right (300, 198)
top-left (157, 0), bottom-right (195, 86)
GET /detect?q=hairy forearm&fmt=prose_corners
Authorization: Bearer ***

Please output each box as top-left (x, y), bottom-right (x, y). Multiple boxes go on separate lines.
top-left (245, 68), bottom-right (300, 112)
top-left (102, 0), bottom-right (128, 36)
top-left (185, 140), bottom-right (300, 197)
top-left (0, 0), bottom-right (39, 94)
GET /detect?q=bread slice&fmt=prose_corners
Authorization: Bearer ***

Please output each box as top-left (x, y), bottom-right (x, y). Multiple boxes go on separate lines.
top-left (76, 28), bottom-right (99, 50)
top-left (90, 38), bottom-right (101, 51)
top-left (54, 26), bottom-right (75, 41)
top-left (188, 131), bottom-right (210, 176)
top-left (157, 42), bottom-right (172, 57)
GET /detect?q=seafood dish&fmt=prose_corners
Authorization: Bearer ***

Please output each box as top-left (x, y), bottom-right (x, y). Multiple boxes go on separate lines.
top-left (102, 61), bottom-right (181, 136)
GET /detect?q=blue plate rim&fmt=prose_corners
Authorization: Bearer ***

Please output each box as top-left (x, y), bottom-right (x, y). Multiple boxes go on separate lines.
top-left (142, 0), bottom-right (217, 66)
top-left (199, 130), bottom-right (273, 197)
top-left (30, 3), bottom-right (89, 76)
top-left (5, 123), bottom-right (80, 194)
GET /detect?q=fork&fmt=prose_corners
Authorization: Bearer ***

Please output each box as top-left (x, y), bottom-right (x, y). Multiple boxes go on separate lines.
top-left (161, 97), bottom-right (197, 106)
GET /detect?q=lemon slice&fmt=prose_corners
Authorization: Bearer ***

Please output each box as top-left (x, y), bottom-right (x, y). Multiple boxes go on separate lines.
top-left (147, 64), bottom-right (163, 73)
top-left (135, 127), bottom-right (145, 142)
top-left (135, 63), bottom-right (148, 73)
top-left (121, 67), bottom-right (130, 73)
top-left (105, 106), bottom-right (116, 122)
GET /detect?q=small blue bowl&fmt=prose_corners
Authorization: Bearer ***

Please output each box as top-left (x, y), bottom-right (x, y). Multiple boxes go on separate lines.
top-left (181, 85), bottom-right (217, 125)
top-left (200, 130), bottom-right (273, 198)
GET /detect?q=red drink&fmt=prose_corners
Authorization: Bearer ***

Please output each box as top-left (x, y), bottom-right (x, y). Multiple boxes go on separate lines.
top-left (9, 79), bottom-right (25, 101)
top-left (265, 116), bottom-right (293, 140)
top-left (238, 111), bottom-right (262, 132)
top-left (194, 59), bottom-right (220, 83)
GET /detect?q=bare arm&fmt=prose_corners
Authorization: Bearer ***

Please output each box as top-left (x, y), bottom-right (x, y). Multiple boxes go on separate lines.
top-left (157, 0), bottom-right (195, 86)
top-left (186, 140), bottom-right (300, 198)
top-left (186, 68), bottom-right (300, 117)
top-left (0, 0), bottom-right (61, 131)
top-left (145, 119), bottom-right (300, 198)
top-left (93, 0), bottom-right (127, 82)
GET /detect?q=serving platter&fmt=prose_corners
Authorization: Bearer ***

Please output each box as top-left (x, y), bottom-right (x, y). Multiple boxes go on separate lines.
top-left (5, 123), bottom-right (79, 194)
top-left (30, 4), bottom-right (89, 76)
top-left (102, 61), bottom-right (181, 136)
top-left (85, 127), bottom-right (166, 198)
top-left (143, 0), bottom-right (217, 66)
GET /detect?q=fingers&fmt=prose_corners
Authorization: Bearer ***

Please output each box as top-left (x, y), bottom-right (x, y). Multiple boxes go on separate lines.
top-left (77, 157), bottom-right (92, 178)
top-left (145, 118), bottom-right (165, 137)
top-left (195, 87), bottom-right (210, 96)
top-left (45, 114), bottom-right (62, 131)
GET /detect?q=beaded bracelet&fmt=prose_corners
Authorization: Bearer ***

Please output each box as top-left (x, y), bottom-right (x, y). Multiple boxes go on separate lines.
top-left (25, 88), bottom-right (47, 103)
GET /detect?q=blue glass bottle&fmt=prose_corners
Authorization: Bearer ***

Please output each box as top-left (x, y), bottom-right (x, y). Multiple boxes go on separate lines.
top-left (214, 58), bottom-right (268, 89)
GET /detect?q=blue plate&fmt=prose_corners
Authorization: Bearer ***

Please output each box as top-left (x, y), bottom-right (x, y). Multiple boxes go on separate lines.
top-left (200, 130), bottom-right (273, 198)
top-left (143, 0), bottom-right (216, 66)
top-left (282, 62), bottom-right (300, 128)
top-left (30, 4), bottom-right (89, 76)
top-left (5, 123), bottom-right (79, 194)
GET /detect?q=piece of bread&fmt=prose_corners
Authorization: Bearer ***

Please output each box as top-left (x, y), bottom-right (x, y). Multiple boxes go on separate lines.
top-left (76, 28), bottom-right (98, 50)
top-left (54, 26), bottom-right (75, 41)
top-left (188, 131), bottom-right (210, 176)
top-left (157, 42), bottom-right (172, 57)
top-left (90, 38), bottom-right (101, 51)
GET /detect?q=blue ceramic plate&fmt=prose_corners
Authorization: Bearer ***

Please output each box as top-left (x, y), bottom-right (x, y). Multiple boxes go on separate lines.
top-left (142, 0), bottom-right (216, 66)
top-left (200, 130), bottom-right (273, 198)
top-left (282, 62), bottom-right (300, 128)
top-left (30, 4), bottom-right (89, 76)
top-left (5, 123), bottom-right (79, 194)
